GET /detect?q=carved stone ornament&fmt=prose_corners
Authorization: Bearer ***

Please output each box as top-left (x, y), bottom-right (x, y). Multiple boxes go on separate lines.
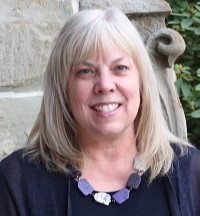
top-left (146, 28), bottom-right (187, 138)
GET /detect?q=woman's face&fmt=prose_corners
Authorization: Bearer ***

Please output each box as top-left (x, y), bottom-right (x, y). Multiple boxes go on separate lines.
top-left (68, 46), bottom-right (141, 141)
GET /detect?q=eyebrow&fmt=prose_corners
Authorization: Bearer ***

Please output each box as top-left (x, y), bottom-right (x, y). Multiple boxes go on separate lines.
top-left (80, 57), bottom-right (125, 67)
top-left (111, 57), bottom-right (124, 64)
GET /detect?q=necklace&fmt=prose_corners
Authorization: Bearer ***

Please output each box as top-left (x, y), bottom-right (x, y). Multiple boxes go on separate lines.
top-left (69, 157), bottom-right (146, 206)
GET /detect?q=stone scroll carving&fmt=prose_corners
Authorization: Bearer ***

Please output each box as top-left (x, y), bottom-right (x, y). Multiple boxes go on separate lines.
top-left (146, 28), bottom-right (187, 138)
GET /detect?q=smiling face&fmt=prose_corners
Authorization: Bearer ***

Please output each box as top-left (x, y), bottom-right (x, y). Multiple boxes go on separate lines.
top-left (67, 46), bottom-right (141, 142)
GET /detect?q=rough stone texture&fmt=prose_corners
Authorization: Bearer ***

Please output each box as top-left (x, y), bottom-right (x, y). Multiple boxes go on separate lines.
top-left (0, 95), bottom-right (42, 159)
top-left (0, 0), bottom-right (187, 160)
top-left (0, 0), bottom-right (77, 160)
top-left (80, 0), bottom-right (171, 14)
top-left (0, 21), bottom-right (52, 87)
top-left (0, 0), bottom-right (75, 87)
top-left (0, 79), bottom-right (43, 160)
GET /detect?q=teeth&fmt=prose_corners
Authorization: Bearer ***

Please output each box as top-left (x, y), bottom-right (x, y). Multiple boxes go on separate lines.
top-left (93, 104), bottom-right (119, 112)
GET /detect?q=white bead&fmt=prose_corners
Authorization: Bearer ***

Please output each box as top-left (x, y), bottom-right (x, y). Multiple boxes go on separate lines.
top-left (93, 192), bottom-right (111, 205)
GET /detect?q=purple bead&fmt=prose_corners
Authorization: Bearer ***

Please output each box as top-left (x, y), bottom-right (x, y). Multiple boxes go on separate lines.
top-left (112, 188), bottom-right (130, 204)
top-left (78, 178), bottom-right (94, 196)
top-left (127, 172), bottom-right (141, 189)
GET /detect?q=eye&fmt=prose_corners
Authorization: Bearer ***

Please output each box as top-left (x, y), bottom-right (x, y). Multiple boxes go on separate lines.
top-left (78, 69), bottom-right (92, 74)
top-left (76, 68), bottom-right (96, 78)
top-left (115, 65), bottom-right (128, 72)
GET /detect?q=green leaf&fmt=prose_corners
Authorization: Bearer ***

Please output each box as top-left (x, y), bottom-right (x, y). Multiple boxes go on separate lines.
top-left (182, 67), bottom-right (192, 75)
top-left (191, 45), bottom-right (200, 51)
top-left (181, 18), bottom-right (193, 28)
top-left (195, 12), bottom-right (200, 17)
top-left (181, 80), bottom-right (192, 98)
top-left (195, 5), bottom-right (200, 11)
top-left (175, 78), bottom-right (182, 96)
top-left (190, 109), bottom-right (200, 118)
top-left (168, 20), bottom-right (181, 25)
top-left (195, 98), bottom-right (200, 108)
top-left (171, 12), bottom-right (190, 17)
top-left (194, 28), bottom-right (200, 35)
top-left (183, 27), bottom-right (196, 31)
top-left (195, 84), bottom-right (200, 91)
top-left (175, 0), bottom-right (188, 9)
top-left (194, 17), bottom-right (200, 23)
top-left (197, 69), bottom-right (200, 77)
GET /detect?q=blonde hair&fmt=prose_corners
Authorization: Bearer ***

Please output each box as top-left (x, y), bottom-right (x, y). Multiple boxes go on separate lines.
top-left (25, 8), bottom-right (191, 181)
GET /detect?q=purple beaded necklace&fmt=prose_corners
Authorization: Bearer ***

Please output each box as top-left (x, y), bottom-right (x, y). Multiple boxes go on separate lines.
top-left (69, 157), bottom-right (146, 206)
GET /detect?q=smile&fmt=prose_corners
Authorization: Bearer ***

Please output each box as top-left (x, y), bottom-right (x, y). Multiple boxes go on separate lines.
top-left (92, 103), bottom-right (120, 112)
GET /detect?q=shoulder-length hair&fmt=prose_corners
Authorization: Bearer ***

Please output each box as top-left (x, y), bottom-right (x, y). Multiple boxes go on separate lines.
top-left (25, 7), bottom-right (190, 181)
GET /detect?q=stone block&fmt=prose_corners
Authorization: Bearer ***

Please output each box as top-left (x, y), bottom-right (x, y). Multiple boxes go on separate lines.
top-left (0, 20), bottom-right (57, 87)
top-left (0, 0), bottom-right (75, 87)
top-left (80, 0), bottom-right (171, 14)
top-left (0, 85), bottom-right (42, 160)
top-left (0, 0), bottom-right (77, 159)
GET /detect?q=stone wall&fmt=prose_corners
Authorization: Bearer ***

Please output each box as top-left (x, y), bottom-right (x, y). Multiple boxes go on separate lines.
top-left (0, 0), bottom-right (187, 160)
top-left (0, 0), bottom-right (78, 159)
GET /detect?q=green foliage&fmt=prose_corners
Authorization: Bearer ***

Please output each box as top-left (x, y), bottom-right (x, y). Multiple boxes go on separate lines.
top-left (167, 0), bottom-right (200, 147)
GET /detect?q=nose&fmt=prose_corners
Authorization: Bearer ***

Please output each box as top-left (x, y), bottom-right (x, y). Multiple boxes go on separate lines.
top-left (94, 70), bottom-right (116, 94)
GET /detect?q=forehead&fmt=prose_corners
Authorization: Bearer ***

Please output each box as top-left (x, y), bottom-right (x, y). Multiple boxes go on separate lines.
top-left (73, 42), bottom-right (133, 66)
top-left (89, 49), bottom-right (134, 65)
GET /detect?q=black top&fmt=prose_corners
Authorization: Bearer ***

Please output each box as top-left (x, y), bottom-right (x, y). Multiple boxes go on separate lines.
top-left (0, 147), bottom-right (200, 216)
top-left (70, 172), bottom-right (171, 216)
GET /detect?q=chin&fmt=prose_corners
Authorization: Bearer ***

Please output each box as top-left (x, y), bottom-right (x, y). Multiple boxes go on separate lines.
top-left (93, 126), bottom-right (129, 138)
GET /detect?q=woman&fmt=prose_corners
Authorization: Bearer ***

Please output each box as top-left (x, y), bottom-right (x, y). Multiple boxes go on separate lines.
top-left (0, 8), bottom-right (199, 216)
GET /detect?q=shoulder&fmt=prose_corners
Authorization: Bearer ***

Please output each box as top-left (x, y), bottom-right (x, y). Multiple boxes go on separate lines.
top-left (0, 149), bottom-right (25, 165)
top-left (0, 149), bottom-right (25, 179)
top-left (0, 149), bottom-right (56, 187)
top-left (172, 144), bottom-right (200, 165)
top-left (0, 150), bottom-right (69, 215)
top-left (169, 145), bottom-right (200, 185)
top-left (180, 146), bottom-right (200, 179)
top-left (180, 146), bottom-right (200, 215)
top-left (169, 145), bottom-right (200, 215)
top-left (187, 147), bottom-right (200, 168)
top-left (171, 146), bottom-right (200, 179)
top-left (0, 149), bottom-right (40, 176)
top-left (0, 148), bottom-right (69, 186)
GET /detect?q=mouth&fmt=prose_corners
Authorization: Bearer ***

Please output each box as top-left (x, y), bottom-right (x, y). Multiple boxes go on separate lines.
top-left (91, 103), bottom-right (121, 113)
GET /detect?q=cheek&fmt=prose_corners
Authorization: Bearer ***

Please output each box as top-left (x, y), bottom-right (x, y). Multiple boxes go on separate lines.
top-left (69, 91), bottom-right (83, 115)
top-left (68, 83), bottom-right (91, 115)
top-left (125, 78), bottom-right (140, 98)
top-left (134, 87), bottom-right (141, 105)
top-left (126, 81), bottom-right (141, 111)
top-left (129, 90), bottom-right (140, 110)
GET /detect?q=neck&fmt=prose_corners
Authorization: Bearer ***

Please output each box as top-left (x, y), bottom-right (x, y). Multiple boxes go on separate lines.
top-left (77, 131), bottom-right (138, 191)
top-left (78, 126), bottom-right (137, 158)
top-left (83, 138), bottom-right (137, 165)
